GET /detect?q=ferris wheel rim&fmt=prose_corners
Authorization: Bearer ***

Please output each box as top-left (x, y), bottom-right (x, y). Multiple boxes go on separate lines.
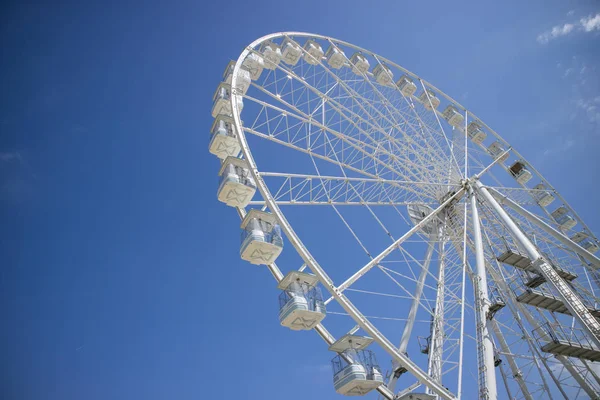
top-left (226, 31), bottom-right (600, 399)
top-left (230, 32), bottom-right (461, 400)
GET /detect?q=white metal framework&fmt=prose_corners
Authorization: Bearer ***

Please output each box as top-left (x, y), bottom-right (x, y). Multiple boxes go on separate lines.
top-left (210, 32), bottom-right (600, 399)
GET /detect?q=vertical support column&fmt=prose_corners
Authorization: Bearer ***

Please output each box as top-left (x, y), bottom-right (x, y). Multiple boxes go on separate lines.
top-left (474, 180), bottom-right (600, 349)
top-left (470, 188), bottom-right (498, 400)
top-left (427, 225), bottom-right (446, 390)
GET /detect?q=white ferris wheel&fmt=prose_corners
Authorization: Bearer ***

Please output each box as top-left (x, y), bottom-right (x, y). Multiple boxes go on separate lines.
top-left (209, 32), bottom-right (600, 400)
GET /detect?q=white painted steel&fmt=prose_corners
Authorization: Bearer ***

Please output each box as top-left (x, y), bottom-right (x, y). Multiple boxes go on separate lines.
top-left (217, 31), bottom-right (600, 399)
top-left (470, 189), bottom-right (498, 400)
top-left (475, 180), bottom-right (600, 349)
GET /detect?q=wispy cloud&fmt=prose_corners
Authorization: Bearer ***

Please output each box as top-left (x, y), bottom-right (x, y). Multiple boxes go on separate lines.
top-left (537, 23), bottom-right (575, 44)
top-left (0, 151), bottom-right (22, 164)
top-left (537, 12), bottom-right (600, 43)
top-left (581, 13), bottom-right (600, 32)
top-left (576, 96), bottom-right (600, 124)
top-left (557, 56), bottom-right (600, 127)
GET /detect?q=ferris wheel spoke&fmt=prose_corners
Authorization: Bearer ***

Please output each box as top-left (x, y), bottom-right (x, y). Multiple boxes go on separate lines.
top-left (252, 51), bottom-right (454, 185)
top-left (323, 188), bottom-right (465, 304)
top-left (311, 59), bottom-right (452, 183)
top-left (244, 92), bottom-right (444, 185)
top-left (283, 41), bottom-right (451, 166)
top-left (258, 172), bottom-right (444, 205)
top-left (343, 52), bottom-right (452, 171)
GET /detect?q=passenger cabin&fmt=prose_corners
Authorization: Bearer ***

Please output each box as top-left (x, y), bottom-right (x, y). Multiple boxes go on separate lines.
top-left (326, 45), bottom-right (346, 69)
top-left (442, 105), bottom-right (464, 129)
top-left (533, 183), bottom-right (555, 207)
top-left (240, 209), bottom-right (283, 265)
top-left (281, 38), bottom-right (302, 66)
top-left (222, 61), bottom-right (251, 96)
top-left (373, 64), bottom-right (393, 86)
top-left (571, 232), bottom-right (588, 244)
top-left (330, 337), bottom-right (383, 396)
top-left (212, 82), bottom-right (244, 118)
top-left (570, 232), bottom-right (599, 252)
top-left (396, 75), bottom-right (417, 97)
top-left (278, 271), bottom-right (325, 330)
top-left (209, 115), bottom-right (240, 159)
top-left (217, 156), bottom-right (256, 208)
top-left (242, 52), bottom-right (264, 81)
top-left (349, 52), bottom-right (370, 75)
top-left (487, 142), bottom-right (509, 163)
top-left (261, 41), bottom-right (282, 70)
top-left (303, 40), bottom-right (324, 65)
top-left (419, 89), bottom-right (440, 110)
top-left (467, 122), bottom-right (487, 144)
top-left (551, 207), bottom-right (577, 230)
top-left (508, 161), bottom-right (532, 185)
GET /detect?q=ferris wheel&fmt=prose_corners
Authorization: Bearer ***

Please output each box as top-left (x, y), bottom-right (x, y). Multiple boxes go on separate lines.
top-left (209, 32), bottom-right (600, 400)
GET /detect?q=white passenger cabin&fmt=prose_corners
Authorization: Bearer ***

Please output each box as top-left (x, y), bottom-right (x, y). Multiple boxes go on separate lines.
top-left (242, 52), bottom-right (264, 81)
top-left (217, 156), bottom-right (256, 208)
top-left (326, 45), bottom-right (346, 69)
top-left (281, 37), bottom-right (302, 66)
top-left (467, 122), bottom-right (487, 144)
top-left (278, 271), bottom-right (326, 330)
top-left (396, 75), bottom-right (417, 97)
top-left (373, 64), bottom-right (393, 86)
top-left (488, 142), bottom-right (509, 163)
top-left (533, 183), bottom-right (555, 207)
top-left (222, 61), bottom-right (251, 96)
top-left (551, 206), bottom-right (577, 230)
top-left (419, 89), bottom-right (440, 110)
top-left (240, 209), bottom-right (283, 265)
top-left (442, 105), bottom-right (464, 128)
top-left (571, 231), bottom-right (588, 244)
top-left (349, 52), bottom-right (370, 75)
top-left (209, 115), bottom-right (240, 159)
top-left (261, 41), bottom-right (282, 70)
top-left (571, 232), bottom-right (599, 253)
top-left (303, 40), bottom-right (324, 65)
top-left (509, 161), bottom-right (532, 185)
top-left (330, 339), bottom-right (383, 396)
top-left (211, 82), bottom-right (244, 118)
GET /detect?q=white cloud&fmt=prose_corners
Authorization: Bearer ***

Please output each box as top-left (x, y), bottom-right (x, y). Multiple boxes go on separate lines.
top-left (581, 13), bottom-right (600, 32)
top-left (537, 13), bottom-right (600, 43)
top-left (0, 151), bottom-right (22, 163)
top-left (537, 23), bottom-right (575, 44)
top-left (559, 57), bottom-right (600, 127)
top-left (576, 97), bottom-right (600, 124)
top-left (567, 10), bottom-right (575, 17)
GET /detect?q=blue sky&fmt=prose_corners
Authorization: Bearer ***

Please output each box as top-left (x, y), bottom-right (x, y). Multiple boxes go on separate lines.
top-left (1, 1), bottom-right (599, 399)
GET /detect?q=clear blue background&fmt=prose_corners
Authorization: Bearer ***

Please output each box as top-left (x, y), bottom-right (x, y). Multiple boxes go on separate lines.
top-left (1, 1), bottom-right (599, 399)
